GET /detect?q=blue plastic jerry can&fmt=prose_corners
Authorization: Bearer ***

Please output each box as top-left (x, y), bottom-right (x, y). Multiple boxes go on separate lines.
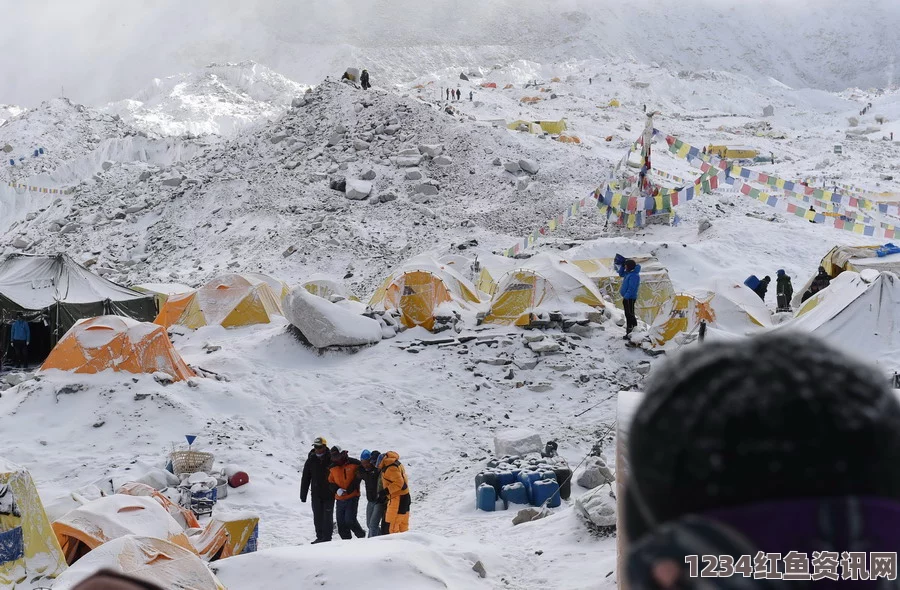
top-left (531, 479), bottom-right (561, 508)
top-left (477, 483), bottom-right (497, 512)
top-left (501, 482), bottom-right (529, 505)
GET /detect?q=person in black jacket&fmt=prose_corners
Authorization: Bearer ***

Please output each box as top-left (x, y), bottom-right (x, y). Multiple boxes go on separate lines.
top-left (360, 69), bottom-right (370, 90)
top-left (753, 275), bottom-right (771, 302)
top-left (300, 437), bottom-right (334, 543)
top-left (801, 266), bottom-right (831, 302)
top-left (359, 449), bottom-right (384, 537)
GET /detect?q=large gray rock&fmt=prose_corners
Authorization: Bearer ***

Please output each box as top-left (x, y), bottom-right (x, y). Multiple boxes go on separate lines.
top-left (353, 139), bottom-right (371, 151)
top-left (284, 287), bottom-right (382, 349)
top-left (345, 179), bottom-right (372, 200)
top-left (394, 155), bottom-right (423, 167)
top-left (139, 171), bottom-right (151, 181)
top-left (417, 183), bottom-right (439, 196)
top-left (576, 456), bottom-right (615, 489)
top-left (504, 161), bottom-right (521, 173)
top-left (60, 222), bottom-right (80, 235)
top-left (493, 428), bottom-right (542, 457)
top-left (271, 133), bottom-right (287, 144)
top-left (418, 144), bottom-right (444, 157)
top-left (762, 105), bottom-right (775, 117)
top-left (519, 159), bottom-right (539, 174)
top-left (101, 161), bottom-right (114, 171)
top-left (161, 176), bottom-right (183, 187)
top-left (11, 237), bottom-right (29, 249)
top-left (291, 97), bottom-right (306, 108)
top-left (360, 169), bottom-right (376, 181)
top-left (405, 168), bottom-right (423, 180)
top-left (574, 484), bottom-right (617, 527)
top-left (433, 155), bottom-right (453, 166)
top-left (377, 192), bottom-right (398, 203)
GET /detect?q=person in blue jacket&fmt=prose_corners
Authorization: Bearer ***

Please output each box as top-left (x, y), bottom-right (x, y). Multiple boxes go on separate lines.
top-left (616, 257), bottom-right (641, 338)
top-left (10, 312), bottom-right (30, 368)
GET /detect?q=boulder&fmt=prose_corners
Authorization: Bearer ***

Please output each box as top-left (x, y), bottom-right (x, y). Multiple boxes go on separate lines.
top-left (161, 176), bottom-right (183, 187)
top-left (377, 192), bottom-right (398, 203)
top-left (138, 171), bottom-right (151, 182)
top-left (80, 213), bottom-right (102, 226)
top-left (516, 178), bottom-right (529, 191)
top-left (101, 161), bottom-right (114, 171)
top-left (291, 97), bottom-right (306, 108)
top-left (504, 161), bottom-right (521, 173)
top-left (698, 218), bottom-right (712, 234)
top-left (123, 202), bottom-right (146, 214)
top-left (576, 456), bottom-right (615, 489)
top-left (60, 222), bottom-right (80, 235)
top-left (493, 428), bottom-right (542, 457)
top-left (270, 133), bottom-right (287, 144)
top-left (433, 155), bottom-right (453, 166)
top-left (345, 179), bottom-right (372, 200)
top-left (405, 168), bottom-right (423, 180)
top-left (492, 157), bottom-right (502, 166)
top-left (417, 183), bottom-right (439, 196)
top-left (384, 124), bottom-right (401, 135)
top-left (762, 105), bottom-right (775, 117)
top-left (459, 72), bottom-right (469, 81)
top-left (518, 159), bottom-right (539, 174)
top-left (329, 178), bottom-right (346, 193)
top-left (574, 484), bottom-right (617, 527)
top-left (353, 139), bottom-right (371, 151)
top-left (284, 287), bottom-right (382, 349)
top-left (393, 155), bottom-right (423, 167)
top-left (418, 144), bottom-right (444, 158)
top-left (11, 237), bottom-right (29, 249)
top-left (360, 169), bottom-right (376, 181)
top-left (512, 507), bottom-right (549, 526)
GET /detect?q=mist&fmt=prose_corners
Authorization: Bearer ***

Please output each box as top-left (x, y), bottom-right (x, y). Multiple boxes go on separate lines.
top-left (2, 0), bottom-right (898, 107)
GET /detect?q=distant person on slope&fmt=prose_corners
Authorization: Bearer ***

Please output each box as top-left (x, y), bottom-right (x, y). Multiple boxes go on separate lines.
top-left (753, 275), bottom-right (771, 302)
top-left (469, 90), bottom-right (473, 101)
top-left (801, 266), bottom-right (832, 302)
top-left (11, 312), bottom-right (30, 369)
top-left (446, 88), bottom-right (451, 100)
top-left (360, 69), bottom-right (370, 90)
top-left (300, 436), bottom-right (334, 543)
top-left (379, 451), bottom-right (411, 533)
top-left (456, 88), bottom-right (461, 101)
top-left (616, 256), bottom-right (641, 338)
top-left (775, 269), bottom-right (793, 312)
top-left (328, 446), bottom-right (366, 539)
top-left (359, 449), bottom-right (385, 537)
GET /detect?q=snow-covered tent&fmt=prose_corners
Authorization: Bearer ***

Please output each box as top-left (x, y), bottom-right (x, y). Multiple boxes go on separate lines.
top-left (301, 275), bottom-right (359, 303)
top-left (40, 316), bottom-right (195, 381)
top-left (572, 256), bottom-right (675, 324)
top-left (132, 282), bottom-right (194, 309)
top-left (0, 458), bottom-right (68, 587)
top-left (782, 270), bottom-right (900, 370)
top-left (651, 279), bottom-right (772, 346)
top-left (52, 535), bottom-right (225, 590)
top-left (0, 254), bottom-right (157, 362)
top-left (52, 495), bottom-right (194, 565)
top-left (794, 244), bottom-right (900, 307)
top-left (483, 253), bottom-right (606, 326)
top-left (155, 273), bottom-right (284, 329)
top-left (369, 256), bottom-right (482, 331)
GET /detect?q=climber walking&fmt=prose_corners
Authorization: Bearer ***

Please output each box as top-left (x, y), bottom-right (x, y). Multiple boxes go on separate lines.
top-left (378, 451), bottom-right (411, 533)
top-left (328, 446), bottom-right (366, 540)
top-left (359, 449), bottom-right (385, 537)
top-left (616, 256), bottom-right (641, 338)
top-left (300, 437), bottom-right (334, 543)
top-left (776, 269), bottom-right (793, 312)
top-left (360, 69), bottom-right (370, 90)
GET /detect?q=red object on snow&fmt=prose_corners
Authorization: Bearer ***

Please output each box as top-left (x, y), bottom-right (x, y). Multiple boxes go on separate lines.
top-left (228, 471), bottom-right (250, 488)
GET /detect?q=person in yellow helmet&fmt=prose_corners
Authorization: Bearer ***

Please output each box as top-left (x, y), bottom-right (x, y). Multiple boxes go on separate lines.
top-left (377, 451), bottom-right (410, 533)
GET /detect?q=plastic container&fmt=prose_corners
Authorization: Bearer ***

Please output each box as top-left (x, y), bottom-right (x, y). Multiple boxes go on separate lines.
top-left (531, 479), bottom-right (561, 508)
top-left (500, 482), bottom-right (529, 505)
top-left (517, 471), bottom-right (542, 501)
top-left (553, 468), bottom-right (572, 500)
top-left (497, 471), bottom-right (516, 488)
top-left (475, 471), bottom-right (500, 494)
top-left (477, 483), bottom-right (498, 512)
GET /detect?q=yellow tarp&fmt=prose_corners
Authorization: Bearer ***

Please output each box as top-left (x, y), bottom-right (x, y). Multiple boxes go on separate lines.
top-left (0, 459), bottom-right (67, 587)
top-left (608, 99), bottom-right (620, 107)
top-left (538, 119), bottom-right (567, 134)
top-left (706, 145), bottom-right (759, 159)
top-left (572, 257), bottom-right (675, 324)
top-left (650, 293), bottom-right (716, 347)
top-left (507, 119), bottom-right (543, 133)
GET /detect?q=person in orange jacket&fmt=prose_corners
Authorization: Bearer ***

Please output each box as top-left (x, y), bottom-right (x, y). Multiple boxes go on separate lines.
top-left (328, 446), bottom-right (366, 539)
top-left (377, 451), bottom-right (411, 533)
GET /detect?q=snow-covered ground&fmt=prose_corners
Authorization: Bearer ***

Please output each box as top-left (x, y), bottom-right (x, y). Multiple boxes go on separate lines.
top-left (2, 6), bottom-right (900, 587)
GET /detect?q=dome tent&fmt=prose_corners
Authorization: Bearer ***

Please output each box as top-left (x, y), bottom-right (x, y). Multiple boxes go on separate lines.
top-left (155, 273), bottom-right (284, 329)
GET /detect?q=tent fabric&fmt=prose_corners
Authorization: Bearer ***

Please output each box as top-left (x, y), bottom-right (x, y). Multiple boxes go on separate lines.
top-left (537, 119), bottom-right (567, 134)
top-left (40, 316), bottom-right (195, 381)
top-left (506, 120), bottom-right (543, 133)
top-left (0, 253), bottom-right (157, 343)
top-left (51, 535), bottom-right (225, 590)
top-left (116, 483), bottom-right (201, 532)
top-left (651, 280), bottom-right (771, 346)
top-left (52, 495), bottom-right (194, 565)
top-left (155, 274), bottom-right (284, 329)
top-left (369, 256), bottom-right (481, 330)
top-left (572, 256), bottom-right (675, 324)
top-left (302, 276), bottom-right (359, 302)
top-left (793, 245), bottom-right (900, 308)
top-left (782, 270), bottom-right (900, 370)
top-left (132, 283), bottom-right (194, 310)
top-left (0, 458), bottom-right (67, 587)
top-left (189, 516), bottom-right (259, 561)
top-left (483, 253), bottom-right (606, 326)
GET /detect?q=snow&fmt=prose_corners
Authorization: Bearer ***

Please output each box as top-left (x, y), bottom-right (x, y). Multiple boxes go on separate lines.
top-left (2, 7), bottom-right (900, 588)
top-left (283, 286), bottom-right (382, 348)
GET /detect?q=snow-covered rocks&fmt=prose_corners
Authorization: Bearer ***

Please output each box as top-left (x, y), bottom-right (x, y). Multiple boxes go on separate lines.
top-left (574, 484), bottom-right (617, 528)
top-left (576, 456), bottom-right (615, 489)
top-left (518, 159), bottom-right (539, 174)
top-left (405, 168), bottom-right (423, 180)
top-left (433, 155), bottom-right (453, 166)
top-left (377, 192), bottom-right (398, 203)
top-left (360, 168), bottom-right (376, 181)
top-left (416, 183), bottom-right (439, 196)
top-left (345, 179), bottom-right (372, 200)
top-left (161, 175), bottom-right (183, 187)
top-left (284, 287), bottom-right (382, 349)
top-left (353, 139), bottom-right (371, 151)
top-left (493, 428), bottom-right (542, 457)
top-left (418, 144), bottom-right (443, 157)
top-left (503, 161), bottom-right (521, 173)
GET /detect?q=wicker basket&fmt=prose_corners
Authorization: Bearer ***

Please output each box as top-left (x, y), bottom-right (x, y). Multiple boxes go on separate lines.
top-left (169, 450), bottom-right (214, 476)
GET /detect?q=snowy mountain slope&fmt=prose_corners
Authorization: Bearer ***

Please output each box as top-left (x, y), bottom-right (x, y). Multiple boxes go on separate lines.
top-left (103, 61), bottom-right (311, 137)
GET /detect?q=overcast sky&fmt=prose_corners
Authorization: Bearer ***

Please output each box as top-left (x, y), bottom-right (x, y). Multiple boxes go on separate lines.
top-left (2, 0), bottom-right (897, 107)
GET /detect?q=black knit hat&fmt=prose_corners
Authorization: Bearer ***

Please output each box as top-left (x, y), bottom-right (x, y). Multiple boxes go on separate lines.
top-left (625, 332), bottom-right (900, 544)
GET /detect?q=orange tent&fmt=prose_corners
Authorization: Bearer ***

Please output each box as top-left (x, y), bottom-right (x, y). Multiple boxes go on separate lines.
top-left (480, 82), bottom-right (497, 88)
top-left (41, 316), bottom-right (194, 381)
top-left (503, 83), bottom-right (514, 89)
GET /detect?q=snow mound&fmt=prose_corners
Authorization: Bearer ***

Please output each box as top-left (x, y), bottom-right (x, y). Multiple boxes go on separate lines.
top-left (212, 533), bottom-right (491, 590)
top-left (283, 285), bottom-right (382, 348)
top-left (104, 61), bottom-right (310, 137)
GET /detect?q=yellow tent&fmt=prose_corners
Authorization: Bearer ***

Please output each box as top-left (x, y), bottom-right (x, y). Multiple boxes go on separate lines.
top-left (793, 245), bottom-right (900, 309)
top-left (189, 516), bottom-right (259, 561)
top-left (483, 254), bottom-right (605, 326)
top-left (0, 458), bottom-right (67, 587)
top-left (572, 257), bottom-right (675, 324)
top-left (132, 283), bottom-right (193, 310)
top-left (369, 256), bottom-right (481, 331)
top-left (537, 119), bottom-right (567, 134)
top-left (555, 134), bottom-right (581, 144)
top-left (507, 119), bottom-right (543, 133)
top-left (52, 495), bottom-right (195, 565)
top-left (651, 281), bottom-right (772, 347)
top-left (51, 535), bottom-right (225, 590)
top-left (155, 274), bottom-right (284, 329)
top-left (608, 99), bottom-right (620, 107)
top-left (302, 276), bottom-right (360, 303)
top-left (40, 316), bottom-right (195, 382)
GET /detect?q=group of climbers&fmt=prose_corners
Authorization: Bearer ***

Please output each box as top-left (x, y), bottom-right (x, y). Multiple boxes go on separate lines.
top-left (300, 437), bottom-right (410, 543)
top-left (744, 271), bottom-right (795, 312)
